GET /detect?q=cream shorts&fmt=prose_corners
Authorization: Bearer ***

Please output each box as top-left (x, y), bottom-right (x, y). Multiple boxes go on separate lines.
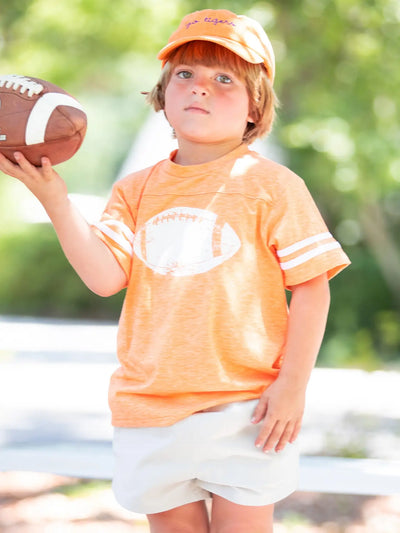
top-left (112, 400), bottom-right (299, 514)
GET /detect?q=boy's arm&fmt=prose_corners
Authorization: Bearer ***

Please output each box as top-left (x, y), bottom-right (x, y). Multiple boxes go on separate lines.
top-left (251, 272), bottom-right (330, 452)
top-left (0, 152), bottom-right (127, 296)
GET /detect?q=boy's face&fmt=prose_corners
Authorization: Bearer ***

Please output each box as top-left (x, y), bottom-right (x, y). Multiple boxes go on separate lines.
top-left (164, 62), bottom-right (253, 148)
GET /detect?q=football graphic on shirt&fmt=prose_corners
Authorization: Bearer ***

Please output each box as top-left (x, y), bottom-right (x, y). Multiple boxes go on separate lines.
top-left (133, 207), bottom-right (241, 276)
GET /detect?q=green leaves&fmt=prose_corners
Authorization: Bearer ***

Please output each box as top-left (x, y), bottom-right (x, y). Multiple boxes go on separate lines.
top-left (0, 0), bottom-right (399, 364)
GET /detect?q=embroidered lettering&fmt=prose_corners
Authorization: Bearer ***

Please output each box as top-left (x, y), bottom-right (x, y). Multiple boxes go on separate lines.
top-left (185, 17), bottom-right (236, 30)
top-left (185, 19), bottom-right (200, 30)
top-left (204, 17), bottom-right (236, 27)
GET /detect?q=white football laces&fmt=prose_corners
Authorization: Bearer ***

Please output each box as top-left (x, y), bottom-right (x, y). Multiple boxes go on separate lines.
top-left (0, 74), bottom-right (44, 97)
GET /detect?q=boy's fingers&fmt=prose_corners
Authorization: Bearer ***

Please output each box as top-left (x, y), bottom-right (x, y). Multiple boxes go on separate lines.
top-left (251, 396), bottom-right (268, 424)
top-left (12, 152), bottom-right (38, 181)
top-left (275, 423), bottom-right (295, 452)
top-left (256, 415), bottom-right (302, 452)
top-left (12, 152), bottom-right (54, 181)
top-left (255, 416), bottom-right (281, 449)
top-left (271, 419), bottom-right (302, 452)
top-left (289, 420), bottom-right (302, 443)
top-left (0, 153), bottom-right (25, 179)
top-left (14, 151), bottom-right (36, 172)
top-left (0, 152), bottom-right (13, 168)
top-left (265, 421), bottom-right (285, 450)
top-left (40, 157), bottom-right (55, 180)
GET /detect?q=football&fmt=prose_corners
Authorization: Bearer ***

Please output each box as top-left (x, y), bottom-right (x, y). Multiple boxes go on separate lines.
top-left (0, 74), bottom-right (87, 166)
top-left (133, 207), bottom-right (242, 276)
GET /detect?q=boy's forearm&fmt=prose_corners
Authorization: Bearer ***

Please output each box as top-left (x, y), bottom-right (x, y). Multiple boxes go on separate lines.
top-left (46, 196), bottom-right (127, 296)
top-left (0, 153), bottom-right (127, 296)
top-left (278, 273), bottom-right (331, 389)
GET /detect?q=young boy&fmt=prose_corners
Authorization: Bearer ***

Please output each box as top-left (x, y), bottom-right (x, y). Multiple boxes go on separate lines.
top-left (0, 9), bottom-right (350, 533)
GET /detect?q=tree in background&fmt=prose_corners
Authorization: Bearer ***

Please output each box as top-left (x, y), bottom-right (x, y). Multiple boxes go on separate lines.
top-left (0, 0), bottom-right (399, 367)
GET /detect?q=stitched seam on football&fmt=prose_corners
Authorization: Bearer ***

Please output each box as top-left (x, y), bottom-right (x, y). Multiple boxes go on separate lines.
top-left (55, 106), bottom-right (87, 135)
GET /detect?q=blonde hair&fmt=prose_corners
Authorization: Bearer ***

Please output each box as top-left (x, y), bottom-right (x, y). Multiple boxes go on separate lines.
top-left (146, 41), bottom-right (278, 143)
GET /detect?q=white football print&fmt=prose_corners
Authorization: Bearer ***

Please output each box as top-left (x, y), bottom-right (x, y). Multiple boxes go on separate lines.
top-left (133, 207), bottom-right (241, 276)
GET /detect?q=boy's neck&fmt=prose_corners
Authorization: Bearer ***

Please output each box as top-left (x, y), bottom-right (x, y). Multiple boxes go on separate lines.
top-left (173, 139), bottom-right (245, 166)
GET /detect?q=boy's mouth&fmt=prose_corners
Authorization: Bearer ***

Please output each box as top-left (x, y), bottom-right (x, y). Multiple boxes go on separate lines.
top-left (184, 105), bottom-right (209, 114)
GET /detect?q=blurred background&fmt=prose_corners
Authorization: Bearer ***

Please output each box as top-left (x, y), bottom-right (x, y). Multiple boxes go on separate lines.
top-left (1, 0), bottom-right (399, 371)
top-left (1, 2), bottom-right (400, 531)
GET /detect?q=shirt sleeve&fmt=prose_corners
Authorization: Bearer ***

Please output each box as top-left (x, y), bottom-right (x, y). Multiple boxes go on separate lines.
top-left (267, 170), bottom-right (351, 287)
top-left (91, 180), bottom-right (136, 280)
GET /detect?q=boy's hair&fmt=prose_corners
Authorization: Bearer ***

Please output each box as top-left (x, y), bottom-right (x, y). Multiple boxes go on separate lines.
top-left (146, 41), bottom-right (278, 144)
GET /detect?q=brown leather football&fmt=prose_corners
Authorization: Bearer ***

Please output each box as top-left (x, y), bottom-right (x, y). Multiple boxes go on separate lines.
top-left (0, 74), bottom-right (87, 166)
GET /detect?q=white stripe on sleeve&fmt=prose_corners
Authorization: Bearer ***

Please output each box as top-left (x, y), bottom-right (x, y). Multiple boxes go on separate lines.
top-left (94, 220), bottom-right (134, 256)
top-left (277, 232), bottom-right (333, 258)
top-left (279, 241), bottom-right (341, 270)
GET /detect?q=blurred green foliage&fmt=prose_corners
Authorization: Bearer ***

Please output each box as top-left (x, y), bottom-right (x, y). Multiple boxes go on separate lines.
top-left (0, 225), bottom-right (124, 318)
top-left (0, 0), bottom-right (399, 368)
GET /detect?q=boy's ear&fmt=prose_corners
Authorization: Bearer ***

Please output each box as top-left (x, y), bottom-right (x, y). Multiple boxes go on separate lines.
top-left (247, 105), bottom-right (256, 124)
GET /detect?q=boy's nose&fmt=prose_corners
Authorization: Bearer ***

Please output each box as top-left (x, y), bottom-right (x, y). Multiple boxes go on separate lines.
top-left (191, 77), bottom-right (209, 96)
top-left (191, 86), bottom-right (208, 96)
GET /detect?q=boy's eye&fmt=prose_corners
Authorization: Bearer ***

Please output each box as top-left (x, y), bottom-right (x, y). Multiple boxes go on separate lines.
top-left (216, 74), bottom-right (232, 84)
top-left (177, 70), bottom-right (192, 79)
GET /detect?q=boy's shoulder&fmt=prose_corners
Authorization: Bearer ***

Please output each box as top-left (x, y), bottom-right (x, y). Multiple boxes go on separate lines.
top-left (115, 161), bottom-right (160, 189)
top-left (239, 147), bottom-right (306, 194)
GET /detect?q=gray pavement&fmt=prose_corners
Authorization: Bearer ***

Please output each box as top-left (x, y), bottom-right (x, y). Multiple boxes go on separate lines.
top-left (1, 315), bottom-right (400, 461)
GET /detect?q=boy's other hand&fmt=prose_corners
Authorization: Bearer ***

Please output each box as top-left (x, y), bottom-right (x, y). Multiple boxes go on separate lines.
top-left (251, 377), bottom-right (305, 453)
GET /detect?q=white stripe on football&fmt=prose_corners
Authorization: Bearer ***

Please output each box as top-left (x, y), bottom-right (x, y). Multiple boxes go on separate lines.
top-left (25, 92), bottom-right (85, 145)
top-left (133, 207), bottom-right (241, 276)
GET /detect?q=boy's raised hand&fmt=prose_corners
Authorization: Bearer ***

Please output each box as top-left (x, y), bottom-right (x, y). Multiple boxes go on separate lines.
top-left (0, 152), bottom-right (68, 212)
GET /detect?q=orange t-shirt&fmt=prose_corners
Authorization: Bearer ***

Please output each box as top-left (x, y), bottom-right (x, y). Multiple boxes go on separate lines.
top-left (93, 144), bottom-right (350, 427)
